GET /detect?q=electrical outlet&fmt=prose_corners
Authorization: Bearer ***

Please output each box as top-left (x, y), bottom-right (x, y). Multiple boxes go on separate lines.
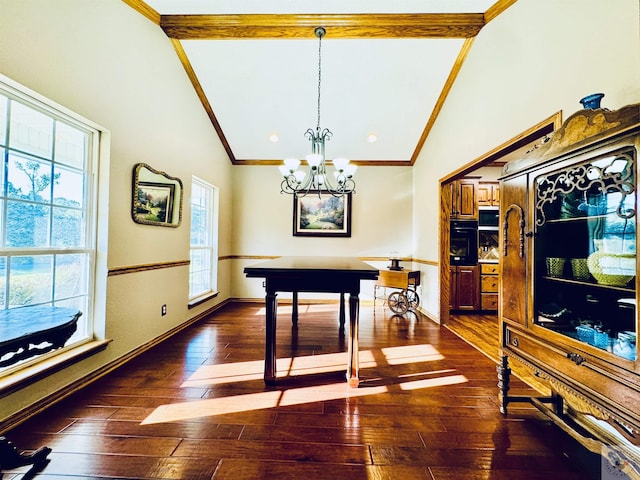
top-left (161, 304), bottom-right (167, 316)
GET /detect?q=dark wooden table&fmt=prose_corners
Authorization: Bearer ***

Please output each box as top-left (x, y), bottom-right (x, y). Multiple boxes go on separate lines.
top-left (244, 256), bottom-right (379, 387)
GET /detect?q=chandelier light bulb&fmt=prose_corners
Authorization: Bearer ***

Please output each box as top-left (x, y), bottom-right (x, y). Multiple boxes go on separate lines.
top-left (278, 165), bottom-right (291, 178)
top-left (344, 164), bottom-right (358, 178)
top-left (293, 171), bottom-right (306, 183)
top-left (284, 158), bottom-right (301, 172)
top-left (306, 153), bottom-right (323, 169)
top-left (332, 157), bottom-right (350, 172)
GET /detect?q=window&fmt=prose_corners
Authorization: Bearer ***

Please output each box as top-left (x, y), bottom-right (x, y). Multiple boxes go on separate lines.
top-left (0, 75), bottom-right (101, 374)
top-left (189, 177), bottom-right (218, 301)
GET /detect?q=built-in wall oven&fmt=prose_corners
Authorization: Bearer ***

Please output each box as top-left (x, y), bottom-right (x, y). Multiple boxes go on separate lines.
top-left (450, 220), bottom-right (478, 265)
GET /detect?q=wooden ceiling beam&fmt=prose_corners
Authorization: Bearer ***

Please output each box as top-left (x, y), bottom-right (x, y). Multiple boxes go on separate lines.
top-left (160, 13), bottom-right (486, 39)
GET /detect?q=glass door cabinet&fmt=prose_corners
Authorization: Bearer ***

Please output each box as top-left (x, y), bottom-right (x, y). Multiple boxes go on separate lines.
top-left (533, 147), bottom-right (637, 362)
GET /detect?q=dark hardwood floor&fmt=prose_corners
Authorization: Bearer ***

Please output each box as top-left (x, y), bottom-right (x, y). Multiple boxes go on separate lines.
top-left (2, 302), bottom-right (599, 479)
top-left (445, 313), bottom-right (551, 396)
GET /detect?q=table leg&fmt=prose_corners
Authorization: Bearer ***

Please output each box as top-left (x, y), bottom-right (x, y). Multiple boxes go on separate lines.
top-left (292, 291), bottom-right (298, 325)
top-left (265, 291), bottom-right (277, 385)
top-left (339, 292), bottom-right (345, 331)
top-left (346, 293), bottom-right (360, 387)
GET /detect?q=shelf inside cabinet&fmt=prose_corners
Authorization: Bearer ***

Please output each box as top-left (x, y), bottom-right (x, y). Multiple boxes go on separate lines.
top-left (545, 214), bottom-right (608, 224)
top-left (541, 275), bottom-right (635, 293)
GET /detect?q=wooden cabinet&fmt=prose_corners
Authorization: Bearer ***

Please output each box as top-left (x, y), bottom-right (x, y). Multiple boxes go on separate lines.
top-left (500, 174), bottom-right (528, 327)
top-left (450, 265), bottom-right (480, 310)
top-left (480, 263), bottom-right (499, 311)
top-left (449, 178), bottom-right (477, 219)
top-left (477, 181), bottom-right (500, 207)
top-left (498, 103), bottom-right (640, 448)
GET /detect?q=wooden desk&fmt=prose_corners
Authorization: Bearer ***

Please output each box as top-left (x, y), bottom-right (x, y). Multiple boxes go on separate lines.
top-left (244, 256), bottom-right (379, 387)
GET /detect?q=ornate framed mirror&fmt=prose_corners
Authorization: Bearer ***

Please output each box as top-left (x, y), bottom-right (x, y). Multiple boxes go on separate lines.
top-left (132, 163), bottom-right (183, 227)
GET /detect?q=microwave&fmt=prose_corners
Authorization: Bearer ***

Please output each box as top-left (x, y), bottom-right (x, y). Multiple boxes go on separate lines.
top-left (478, 207), bottom-right (499, 229)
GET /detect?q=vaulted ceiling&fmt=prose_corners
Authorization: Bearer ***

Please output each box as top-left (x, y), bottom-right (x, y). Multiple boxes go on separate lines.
top-left (123, 0), bottom-right (516, 166)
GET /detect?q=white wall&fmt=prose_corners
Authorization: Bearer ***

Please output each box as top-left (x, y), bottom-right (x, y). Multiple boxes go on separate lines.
top-left (231, 164), bottom-right (414, 300)
top-left (413, 0), bottom-right (640, 321)
top-left (0, 0), bottom-right (233, 422)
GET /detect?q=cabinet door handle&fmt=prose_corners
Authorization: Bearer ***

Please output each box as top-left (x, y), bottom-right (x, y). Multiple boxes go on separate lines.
top-left (503, 204), bottom-right (525, 258)
top-left (567, 352), bottom-right (585, 366)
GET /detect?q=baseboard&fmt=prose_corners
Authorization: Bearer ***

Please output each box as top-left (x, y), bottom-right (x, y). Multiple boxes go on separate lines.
top-left (0, 298), bottom-right (231, 434)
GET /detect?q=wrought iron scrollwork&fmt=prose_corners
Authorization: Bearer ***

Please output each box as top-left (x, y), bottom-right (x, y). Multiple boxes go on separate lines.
top-left (535, 150), bottom-right (636, 227)
top-left (503, 204), bottom-right (525, 258)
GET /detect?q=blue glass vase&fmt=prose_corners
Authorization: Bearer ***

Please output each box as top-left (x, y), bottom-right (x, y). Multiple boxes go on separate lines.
top-left (579, 93), bottom-right (605, 109)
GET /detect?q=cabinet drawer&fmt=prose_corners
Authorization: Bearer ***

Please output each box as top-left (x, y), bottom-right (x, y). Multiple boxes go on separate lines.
top-left (481, 275), bottom-right (499, 292)
top-left (504, 326), bottom-right (640, 418)
top-left (480, 263), bottom-right (499, 275)
top-left (481, 293), bottom-right (498, 310)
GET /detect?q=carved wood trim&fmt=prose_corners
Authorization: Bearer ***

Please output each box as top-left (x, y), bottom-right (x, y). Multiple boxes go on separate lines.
top-left (503, 203), bottom-right (525, 258)
top-left (108, 260), bottom-right (190, 276)
top-left (170, 39), bottom-right (236, 163)
top-left (411, 38), bottom-right (475, 165)
top-left (121, 0), bottom-right (160, 24)
top-left (160, 13), bottom-right (486, 40)
top-left (505, 351), bottom-right (640, 442)
top-left (528, 104), bottom-right (640, 161)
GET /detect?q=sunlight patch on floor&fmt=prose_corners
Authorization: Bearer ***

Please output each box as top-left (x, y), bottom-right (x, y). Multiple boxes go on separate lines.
top-left (140, 344), bottom-right (468, 425)
top-left (399, 374), bottom-right (468, 390)
top-left (255, 303), bottom-right (345, 316)
top-left (180, 345), bottom-right (439, 388)
top-left (142, 371), bottom-right (467, 424)
top-left (381, 344), bottom-right (445, 364)
top-left (181, 351), bottom-right (377, 387)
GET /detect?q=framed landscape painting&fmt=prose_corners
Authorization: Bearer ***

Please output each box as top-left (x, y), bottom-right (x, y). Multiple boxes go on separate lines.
top-left (293, 192), bottom-right (352, 237)
top-left (134, 181), bottom-right (175, 225)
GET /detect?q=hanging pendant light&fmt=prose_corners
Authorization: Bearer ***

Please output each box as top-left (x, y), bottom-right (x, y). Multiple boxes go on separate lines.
top-left (279, 27), bottom-right (356, 197)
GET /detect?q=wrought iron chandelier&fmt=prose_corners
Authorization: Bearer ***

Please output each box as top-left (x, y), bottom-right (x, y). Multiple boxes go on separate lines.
top-left (279, 27), bottom-right (357, 197)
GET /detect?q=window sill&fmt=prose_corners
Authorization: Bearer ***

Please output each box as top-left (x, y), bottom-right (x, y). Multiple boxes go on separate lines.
top-left (0, 339), bottom-right (111, 398)
top-left (188, 291), bottom-right (219, 309)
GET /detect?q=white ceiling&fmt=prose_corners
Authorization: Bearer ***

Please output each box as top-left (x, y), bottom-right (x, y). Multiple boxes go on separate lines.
top-left (132, 0), bottom-right (504, 165)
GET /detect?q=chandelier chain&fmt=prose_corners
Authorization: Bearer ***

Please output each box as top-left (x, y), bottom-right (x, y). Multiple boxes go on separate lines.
top-left (316, 28), bottom-right (323, 131)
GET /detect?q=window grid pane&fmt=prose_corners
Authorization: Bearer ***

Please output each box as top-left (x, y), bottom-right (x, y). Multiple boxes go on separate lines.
top-left (8, 255), bottom-right (53, 307)
top-left (0, 78), bottom-right (97, 374)
top-left (9, 102), bottom-right (54, 159)
top-left (189, 177), bottom-right (217, 299)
